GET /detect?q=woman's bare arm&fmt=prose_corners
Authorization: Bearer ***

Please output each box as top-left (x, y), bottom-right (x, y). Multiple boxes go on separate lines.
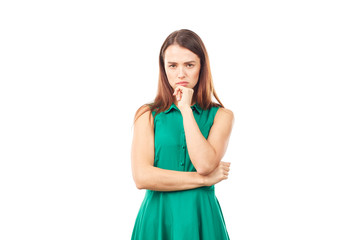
top-left (180, 107), bottom-right (234, 175)
top-left (131, 106), bottom-right (230, 191)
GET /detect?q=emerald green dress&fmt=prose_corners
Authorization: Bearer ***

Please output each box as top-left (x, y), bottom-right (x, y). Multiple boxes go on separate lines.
top-left (131, 103), bottom-right (230, 240)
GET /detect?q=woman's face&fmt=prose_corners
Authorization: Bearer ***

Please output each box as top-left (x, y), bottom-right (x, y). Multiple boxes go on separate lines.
top-left (164, 44), bottom-right (201, 90)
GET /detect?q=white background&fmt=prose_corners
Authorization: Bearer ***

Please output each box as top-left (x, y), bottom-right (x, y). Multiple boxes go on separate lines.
top-left (1, 0), bottom-right (359, 239)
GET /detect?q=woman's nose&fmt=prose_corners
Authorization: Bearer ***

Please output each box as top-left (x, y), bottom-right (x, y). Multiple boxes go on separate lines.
top-left (178, 67), bottom-right (185, 79)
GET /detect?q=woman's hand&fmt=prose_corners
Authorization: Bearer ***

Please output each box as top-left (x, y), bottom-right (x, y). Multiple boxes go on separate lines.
top-left (203, 161), bottom-right (231, 186)
top-left (173, 86), bottom-right (194, 111)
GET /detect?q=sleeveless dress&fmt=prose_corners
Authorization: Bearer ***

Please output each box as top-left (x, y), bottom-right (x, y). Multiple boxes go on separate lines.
top-left (131, 103), bottom-right (230, 240)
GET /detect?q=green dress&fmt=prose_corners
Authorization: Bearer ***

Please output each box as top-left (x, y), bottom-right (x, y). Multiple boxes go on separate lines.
top-left (131, 103), bottom-right (230, 240)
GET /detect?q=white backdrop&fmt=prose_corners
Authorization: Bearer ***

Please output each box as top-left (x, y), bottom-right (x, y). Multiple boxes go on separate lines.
top-left (1, 0), bottom-right (359, 239)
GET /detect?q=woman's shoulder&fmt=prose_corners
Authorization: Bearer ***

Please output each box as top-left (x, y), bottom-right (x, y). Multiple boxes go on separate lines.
top-left (217, 107), bottom-right (233, 115)
top-left (137, 103), bottom-right (152, 112)
top-left (133, 104), bottom-right (154, 123)
top-left (214, 106), bottom-right (234, 124)
top-left (208, 102), bottom-right (233, 117)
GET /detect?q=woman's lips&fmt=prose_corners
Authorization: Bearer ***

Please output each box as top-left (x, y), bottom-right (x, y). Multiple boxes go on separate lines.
top-left (177, 81), bottom-right (189, 86)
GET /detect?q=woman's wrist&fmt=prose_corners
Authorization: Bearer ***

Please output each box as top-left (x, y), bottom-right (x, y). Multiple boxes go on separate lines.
top-left (179, 105), bottom-right (192, 114)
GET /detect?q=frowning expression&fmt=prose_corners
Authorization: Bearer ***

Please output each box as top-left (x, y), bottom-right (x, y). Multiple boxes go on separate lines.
top-left (164, 44), bottom-right (201, 90)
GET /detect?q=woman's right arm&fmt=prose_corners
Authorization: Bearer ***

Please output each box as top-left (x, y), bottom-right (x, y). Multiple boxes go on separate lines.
top-left (131, 106), bottom-right (230, 192)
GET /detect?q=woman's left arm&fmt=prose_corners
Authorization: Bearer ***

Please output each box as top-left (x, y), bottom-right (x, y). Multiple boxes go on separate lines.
top-left (180, 106), bottom-right (234, 175)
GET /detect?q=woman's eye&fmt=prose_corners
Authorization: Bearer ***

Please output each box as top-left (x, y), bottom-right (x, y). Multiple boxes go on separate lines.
top-left (187, 64), bottom-right (194, 67)
top-left (169, 65), bottom-right (176, 68)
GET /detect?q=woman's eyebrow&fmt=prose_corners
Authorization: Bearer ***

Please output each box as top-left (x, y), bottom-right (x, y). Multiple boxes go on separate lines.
top-left (166, 61), bottom-right (196, 64)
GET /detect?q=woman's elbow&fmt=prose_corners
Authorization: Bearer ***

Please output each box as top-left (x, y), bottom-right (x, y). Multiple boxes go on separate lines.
top-left (197, 169), bottom-right (211, 176)
top-left (196, 149), bottom-right (220, 175)
top-left (132, 172), bottom-right (147, 190)
top-left (132, 163), bottom-right (154, 189)
top-left (135, 182), bottom-right (145, 190)
top-left (196, 166), bottom-right (215, 176)
top-left (196, 161), bottom-right (219, 176)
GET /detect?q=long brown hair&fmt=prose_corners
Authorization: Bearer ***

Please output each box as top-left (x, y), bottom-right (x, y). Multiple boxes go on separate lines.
top-left (134, 29), bottom-right (223, 123)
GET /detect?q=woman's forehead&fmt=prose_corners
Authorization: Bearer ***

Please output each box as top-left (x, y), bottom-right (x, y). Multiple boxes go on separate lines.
top-left (164, 45), bottom-right (200, 62)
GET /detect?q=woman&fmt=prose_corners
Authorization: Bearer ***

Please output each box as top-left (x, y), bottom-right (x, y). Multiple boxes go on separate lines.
top-left (131, 29), bottom-right (234, 240)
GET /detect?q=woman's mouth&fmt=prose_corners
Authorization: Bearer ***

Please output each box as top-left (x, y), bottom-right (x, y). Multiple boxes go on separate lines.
top-left (176, 81), bottom-right (189, 86)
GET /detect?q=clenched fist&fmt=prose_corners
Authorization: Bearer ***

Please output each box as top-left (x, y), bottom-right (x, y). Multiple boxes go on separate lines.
top-left (173, 85), bottom-right (194, 111)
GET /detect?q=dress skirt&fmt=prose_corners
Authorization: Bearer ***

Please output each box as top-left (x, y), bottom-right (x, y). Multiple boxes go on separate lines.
top-left (131, 186), bottom-right (229, 240)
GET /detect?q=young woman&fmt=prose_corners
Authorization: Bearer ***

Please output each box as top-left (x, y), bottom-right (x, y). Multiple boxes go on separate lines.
top-left (131, 29), bottom-right (234, 240)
